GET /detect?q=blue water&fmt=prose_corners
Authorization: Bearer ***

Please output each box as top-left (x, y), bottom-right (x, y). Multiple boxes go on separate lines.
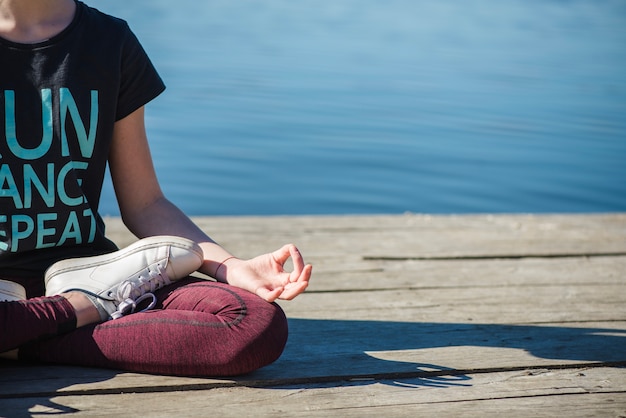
top-left (96, 0), bottom-right (626, 216)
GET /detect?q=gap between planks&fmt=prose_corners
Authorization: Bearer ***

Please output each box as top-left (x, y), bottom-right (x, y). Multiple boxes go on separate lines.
top-left (2, 361), bottom-right (625, 400)
top-left (364, 252), bottom-right (626, 261)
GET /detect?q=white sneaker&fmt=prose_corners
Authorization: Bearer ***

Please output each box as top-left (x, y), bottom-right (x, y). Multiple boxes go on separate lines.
top-left (0, 279), bottom-right (26, 302)
top-left (45, 236), bottom-right (204, 320)
top-left (1, 280), bottom-right (26, 359)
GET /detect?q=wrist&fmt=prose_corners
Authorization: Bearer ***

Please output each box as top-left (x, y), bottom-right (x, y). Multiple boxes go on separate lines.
top-left (214, 256), bottom-right (238, 282)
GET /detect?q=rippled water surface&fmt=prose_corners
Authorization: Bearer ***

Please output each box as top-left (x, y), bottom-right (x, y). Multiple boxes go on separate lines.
top-left (97, 0), bottom-right (626, 215)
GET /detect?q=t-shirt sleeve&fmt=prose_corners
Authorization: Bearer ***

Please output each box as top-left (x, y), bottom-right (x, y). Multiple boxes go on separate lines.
top-left (115, 24), bottom-right (166, 121)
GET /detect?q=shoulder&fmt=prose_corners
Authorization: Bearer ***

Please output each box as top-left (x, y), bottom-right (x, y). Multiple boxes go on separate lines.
top-left (76, 1), bottom-right (133, 39)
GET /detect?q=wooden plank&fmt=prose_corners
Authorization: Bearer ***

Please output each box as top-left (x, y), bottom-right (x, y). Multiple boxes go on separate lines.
top-left (1, 367), bottom-right (624, 417)
top-left (201, 213), bottom-right (626, 259)
top-left (0, 363), bottom-right (230, 397)
top-left (277, 283), bottom-right (626, 322)
top-left (285, 255), bottom-right (626, 293)
top-left (256, 319), bottom-right (626, 380)
top-left (104, 213), bottom-right (626, 259)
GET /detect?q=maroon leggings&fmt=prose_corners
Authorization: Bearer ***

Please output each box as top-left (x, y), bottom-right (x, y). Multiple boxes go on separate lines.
top-left (0, 277), bottom-right (288, 376)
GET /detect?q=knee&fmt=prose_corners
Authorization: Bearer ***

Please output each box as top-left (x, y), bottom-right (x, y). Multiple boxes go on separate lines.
top-left (222, 299), bottom-right (288, 376)
top-left (161, 281), bottom-right (290, 376)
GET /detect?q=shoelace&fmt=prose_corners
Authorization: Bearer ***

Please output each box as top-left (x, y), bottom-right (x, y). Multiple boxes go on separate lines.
top-left (110, 264), bottom-right (172, 320)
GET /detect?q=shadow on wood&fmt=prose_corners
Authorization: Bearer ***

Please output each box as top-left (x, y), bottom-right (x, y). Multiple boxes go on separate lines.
top-left (0, 364), bottom-right (119, 416)
top-left (248, 318), bottom-right (626, 386)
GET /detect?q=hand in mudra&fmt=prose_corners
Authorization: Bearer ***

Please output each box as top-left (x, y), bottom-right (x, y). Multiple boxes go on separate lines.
top-left (219, 244), bottom-right (312, 302)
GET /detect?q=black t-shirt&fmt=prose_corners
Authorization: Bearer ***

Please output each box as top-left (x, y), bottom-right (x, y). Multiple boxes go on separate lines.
top-left (0, 1), bottom-right (166, 277)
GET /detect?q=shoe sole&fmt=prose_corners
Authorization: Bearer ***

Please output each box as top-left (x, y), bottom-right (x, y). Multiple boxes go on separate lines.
top-left (44, 236), bottom-right (204, 297)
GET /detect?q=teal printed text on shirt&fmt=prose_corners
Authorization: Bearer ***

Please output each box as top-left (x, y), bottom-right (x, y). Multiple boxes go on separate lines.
top-left (0, 88), bottom-right (99, 253)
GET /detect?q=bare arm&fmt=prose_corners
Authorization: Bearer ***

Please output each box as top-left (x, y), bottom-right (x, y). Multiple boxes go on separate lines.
top-left (108, 107), bottom-right (311, 301)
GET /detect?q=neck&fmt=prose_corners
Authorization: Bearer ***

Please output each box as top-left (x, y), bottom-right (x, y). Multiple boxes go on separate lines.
top-left (0, 0), bottom-right (76, 43)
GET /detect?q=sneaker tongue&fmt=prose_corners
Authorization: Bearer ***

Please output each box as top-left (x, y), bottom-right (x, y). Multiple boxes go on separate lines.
top-left (116, 264), bottom-right (170, 300)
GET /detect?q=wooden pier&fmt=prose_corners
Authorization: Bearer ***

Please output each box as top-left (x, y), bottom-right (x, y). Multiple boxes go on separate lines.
top-left (1, 213), bottom-right (625, 416)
